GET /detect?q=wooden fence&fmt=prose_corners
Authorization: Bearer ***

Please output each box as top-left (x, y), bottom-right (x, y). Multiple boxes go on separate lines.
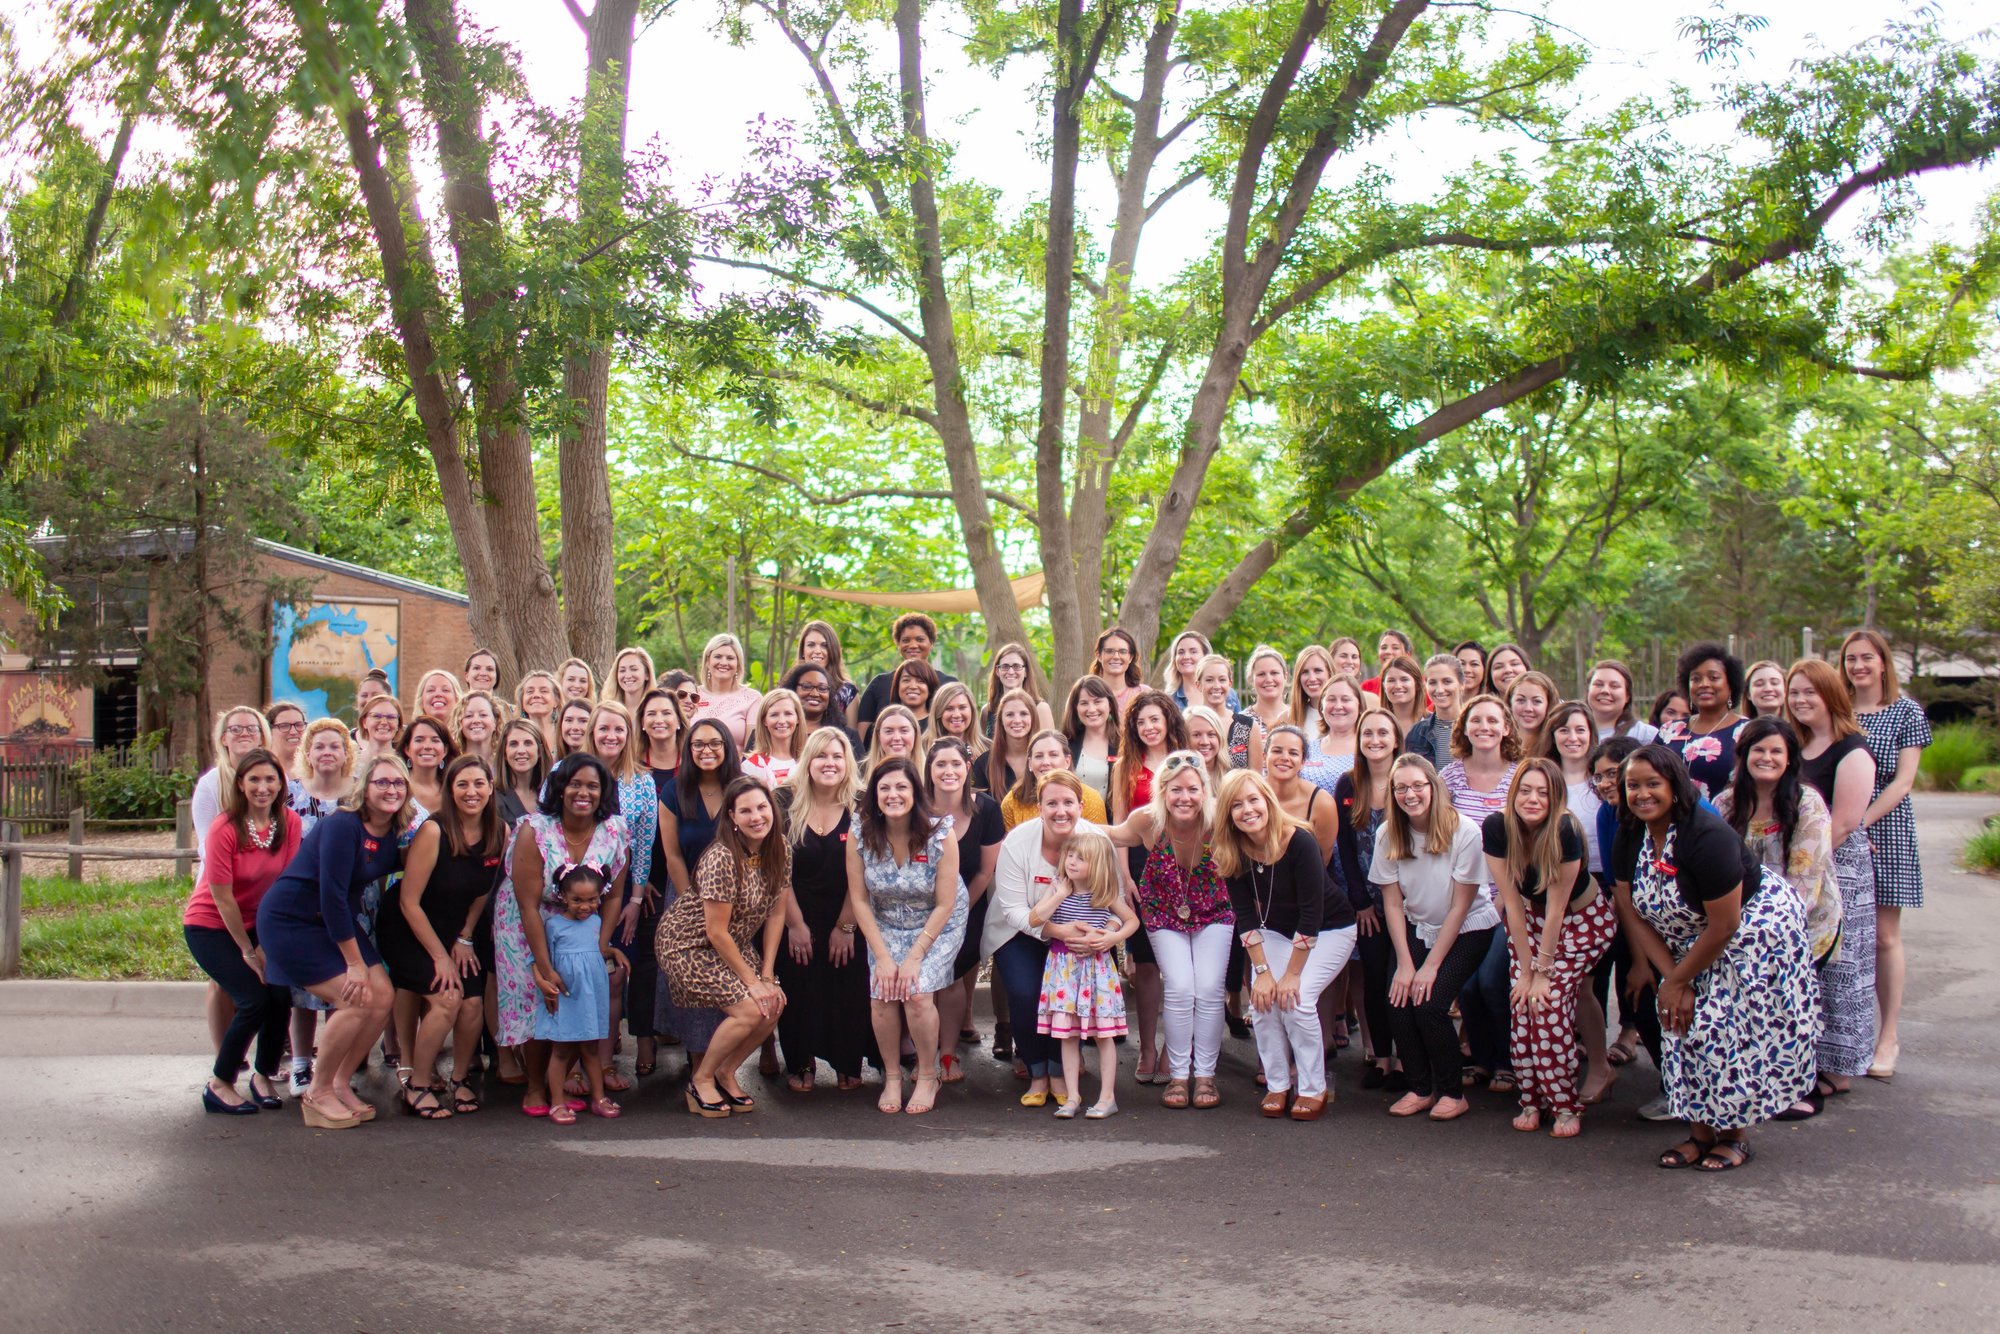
top-left (1553, 630), bottom-right (1834, 702)
top-left (0, 742), bottom-right (181, 832)
top-left (0, 802), bottom-right (196, 978)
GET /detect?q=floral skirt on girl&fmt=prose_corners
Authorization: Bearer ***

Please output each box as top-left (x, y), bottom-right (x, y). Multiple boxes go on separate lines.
top-left (1037, 942), bottom-right (1127, 1040)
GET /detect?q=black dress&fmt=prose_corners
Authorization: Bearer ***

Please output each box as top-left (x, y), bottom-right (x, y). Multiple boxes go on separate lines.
top-left (947, 793), bottom-right (1007, 980)
top-left (376, 838), bottom-right (505, 993)
top-left (774, 808), bottom-right (872, 1079)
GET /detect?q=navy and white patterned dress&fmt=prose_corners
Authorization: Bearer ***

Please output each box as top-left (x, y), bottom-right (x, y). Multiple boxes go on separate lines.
top-left (859, 820), bottom-right (968, 997)
top-left (1632, 823), bottom-right (1819, 1128)
top-left (1857, 696), bottom-right (1931, 909)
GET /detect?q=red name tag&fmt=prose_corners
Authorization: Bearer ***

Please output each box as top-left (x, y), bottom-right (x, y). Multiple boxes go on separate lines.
top-left (914, 854), bottom-right (928, 864)
top-left (484, 856), bottom-right (502, 868)
top-left (839, 832), bottom-right (848, 842)
top-left (1033, 875), bottom-right (1052, 884)
top-left (363, 838), bottom-right (379, 853)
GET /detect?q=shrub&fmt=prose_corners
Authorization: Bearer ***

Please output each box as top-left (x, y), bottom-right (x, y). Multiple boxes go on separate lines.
top-left (71, 733), bottom-right (196, 821)
top-left (1920, 722), bottom-right (1996, 791)
top-left (1963, 765), bottom-right (2000, 794)
top-left (1964, 819), bottom-right (2000, 875)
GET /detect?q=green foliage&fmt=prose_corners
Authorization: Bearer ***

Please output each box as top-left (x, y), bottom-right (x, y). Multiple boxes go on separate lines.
top-left (1962, 818), bottom-right (2000, 874)
top-left (71, 733), bottom-right (195, 820)
top-left (19, 876), bottom-right (198, 981)
top-left (1960, 765), bottom-right (2000, 794)
top-left (1921, 722), bottom-right (1996, 791)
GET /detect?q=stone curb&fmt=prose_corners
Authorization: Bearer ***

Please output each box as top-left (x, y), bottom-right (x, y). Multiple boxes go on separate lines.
top-left (0, 979), bottom-right (207, 1018)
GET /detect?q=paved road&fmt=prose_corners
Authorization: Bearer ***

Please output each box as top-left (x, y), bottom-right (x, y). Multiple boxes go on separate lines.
top-left (5, 795), bottom-right (1998, 1332)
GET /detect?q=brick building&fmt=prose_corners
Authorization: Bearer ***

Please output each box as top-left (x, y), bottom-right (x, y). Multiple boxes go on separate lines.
top-left (0, 534), bottom-right (475, 759)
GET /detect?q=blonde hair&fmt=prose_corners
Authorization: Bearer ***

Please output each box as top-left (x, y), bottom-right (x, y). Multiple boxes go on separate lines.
top-left (557, 656), bottom-right (599, 699)
top-left (924, 681), bottom-right (986, 755)
top-left (451, 688), bottom-right (506, 758)
top-left (1244, 645), bottom-right (1289, 696)
top-left (585, 700), bottom-right (643, 781)
top-left (1180, 705), bottom-right (1231, 787)
top-left (750, 688), bottom-right (805, 760)
top-left (1210, 769), bottom-right (1303, 877)
top-left (1382, 754), bottom-right (1459, 859)
top-left (602, 647), bottom-right (657, 705)
top-left (1159, 630), bottom-right (1213, 691)
top-left (412, 669), bottom-right (463, 718)
top-left (1057, 826), bottom-right (1122, 912)
top-left (209, 707), bottom-right (270, 791)
top-left (343, 753), bottom-right (416, 833)
top-left (1288, 645), bottom-right (1336, 729)
top-left (783, 727), bottom-right (859, 845)
top-left (1839, 628), bottom-right (1901, 704)
top-left (864, 704), bottom-right (922, 775)
top-left (1193, 653), bottom-right (1235, 703)
top-left (1143, 748), bottom-right (1216, 834)
top-left (700, 633), bottom-right (749, 693)
top-left (291, 717), bottom-right (357, 786)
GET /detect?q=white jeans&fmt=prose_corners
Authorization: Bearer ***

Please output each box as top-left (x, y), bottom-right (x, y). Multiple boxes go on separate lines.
top-left (1249, 927), bottom-right (1358, 1099)
top-left (1148, 923), bottom-right (1233, 1078)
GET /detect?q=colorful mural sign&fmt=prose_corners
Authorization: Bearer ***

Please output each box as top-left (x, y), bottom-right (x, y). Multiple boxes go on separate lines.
top-left (271, 599), bottom-right (399, 724)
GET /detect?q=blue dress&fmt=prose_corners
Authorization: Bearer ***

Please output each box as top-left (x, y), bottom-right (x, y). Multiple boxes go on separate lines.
top-left (534, 913), bottom-right (611, 1043)
top-left (256, 809), bottom-right (406, 990)
top-left (859, 821), bottom-right (969, 996)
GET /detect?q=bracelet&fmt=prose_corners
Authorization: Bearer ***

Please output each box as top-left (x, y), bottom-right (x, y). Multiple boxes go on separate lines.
top-left (456, 936), bottom-right (475, 948)
top-left (836, 923), bottom-right (857, 934)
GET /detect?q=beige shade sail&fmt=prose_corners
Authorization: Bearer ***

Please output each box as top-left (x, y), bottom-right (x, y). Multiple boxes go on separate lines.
top-left (746, 571), bottom-right (1045, 614)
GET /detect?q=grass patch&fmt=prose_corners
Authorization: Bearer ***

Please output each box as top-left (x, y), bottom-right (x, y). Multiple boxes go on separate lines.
top-left (1962, 764), bottom-right (2000, 794)
top-left (1922, 722), bottom-right (1996, 791)
top-left (18, 875), bottom-right (202, 980)
top-left (1967, 820), bottom-right (2000, 875)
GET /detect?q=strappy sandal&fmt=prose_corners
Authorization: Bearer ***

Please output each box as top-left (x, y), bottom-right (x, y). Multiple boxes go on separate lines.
top-left (1695, 1139), bottom-right (1755, 1172)
top-left (1659, 1134), bottom-right (1716, 1169)
top-left (1550, 1111), bottom-right (1584, 1139)
top-left (549, 1104), bottom-right (578, 1126)
top-left (1512, 1106), bottom-right (1542, 1132)
top-left (877, 1077), bottom-right (904, 1114)
top-left (1191, 1077), bottom-right (1221, 1110)
top-left (450, 1081), bottom-right (481, 1114)
top-left (1488, 1070), bottom-right (1518, 1095)
top-left (401, 1084), bottom-right (451, 1120)
top-left (940, 1053), bottom-right (964, 1084)
top-left (905, 1070), bottom-right (941, 1115)
top-left (1161, 1078), bottom-right (1190, 1110)
top-left (1606, 1037), bottom-right (1638, 1067)
top-left (601, 1069), bottom-right (633, 1093)
top-left (787, 1072), bottom-right (814, 1093)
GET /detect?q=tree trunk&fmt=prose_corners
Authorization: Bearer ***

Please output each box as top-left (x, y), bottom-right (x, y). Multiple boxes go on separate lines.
top-left (557, 0), bottom-right (640, 673)
top-left (894, 0), bottom-right (1032, 656)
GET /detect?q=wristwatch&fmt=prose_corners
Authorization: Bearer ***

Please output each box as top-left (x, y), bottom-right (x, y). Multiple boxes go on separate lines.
top-left (1250, 963), bottom-right (1270, 979)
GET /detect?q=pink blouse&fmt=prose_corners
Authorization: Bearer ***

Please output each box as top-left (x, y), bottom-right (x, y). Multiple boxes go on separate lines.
top-left (695, 686), bottom-right (763, 748)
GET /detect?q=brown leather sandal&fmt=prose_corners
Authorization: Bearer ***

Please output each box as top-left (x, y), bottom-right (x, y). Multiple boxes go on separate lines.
top-left (1161, 1078), bottom-right (1190, 1109)
top-left (1192, 1077), bottom-right (1221, 1109)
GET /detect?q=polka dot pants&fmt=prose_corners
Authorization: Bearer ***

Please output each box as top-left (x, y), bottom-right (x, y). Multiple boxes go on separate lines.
top-left (1508, 893), bottom-right (1618, 1116)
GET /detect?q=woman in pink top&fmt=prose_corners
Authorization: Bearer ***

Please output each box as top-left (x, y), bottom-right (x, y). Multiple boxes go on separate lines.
top-left (696, 632), bottom-right (763, 747)
top-left (182, 748), bottom-right (306, 1115)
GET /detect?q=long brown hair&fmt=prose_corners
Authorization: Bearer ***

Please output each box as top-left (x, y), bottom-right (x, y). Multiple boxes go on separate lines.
top-left (224, 748), bottom-right (291, 857)
top-left (438, 754), bottom-right (506, 858)
top-left (1382, 755), bottom-right (1459, 860)
top-left (707, 776), bottom-right (791, 897)
top-left (1839, 628), bottom-right (1901, 704)
top-left (1112, 689), bottom-right (1188, 813)
top-left (1498, 758), bottom-right (1574, 899)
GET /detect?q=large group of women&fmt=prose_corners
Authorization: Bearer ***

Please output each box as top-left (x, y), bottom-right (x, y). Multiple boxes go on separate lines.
top-left (179, 615), bottom-right (1931, 1171)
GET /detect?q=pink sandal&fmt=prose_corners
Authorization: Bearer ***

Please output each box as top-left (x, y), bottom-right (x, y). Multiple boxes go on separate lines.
top-left (590, 1096), bottom-right (622, 1119)
top-left (549, 1104), bottom-right (578, 1126)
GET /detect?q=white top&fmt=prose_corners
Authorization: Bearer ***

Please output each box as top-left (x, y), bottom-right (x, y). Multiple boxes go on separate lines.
top-left (190, 767), bottom-right (222, 869)
top-left (742, 752), bottom-right (798, 789)
top-left (1596, 720), bottom-right (1659, 744)
top-left (1367, 817), bottom-right (1500, 947)
top-left (1567, 778), bottom-right (1603, 874)
top-left (983, 816), bottom-right (1104, 959)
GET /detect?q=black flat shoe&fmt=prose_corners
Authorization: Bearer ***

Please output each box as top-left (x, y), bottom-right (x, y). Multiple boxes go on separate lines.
top-left (1225, 1013), bottom-right (1250, 1038)
top-left (1360, 1064), bottom-right (1386, 1090)
top-left (1384, 1069), bottom-right (1410, 1094)
top-left (203, 1085), bottom-right (257, 1116)
top-left (246, 1074), bottom-right (284, 1110)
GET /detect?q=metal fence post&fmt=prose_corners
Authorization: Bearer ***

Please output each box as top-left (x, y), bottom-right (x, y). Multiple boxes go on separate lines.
top-left (69, 806), bottom-right (85, 881)
top-left (174, 799), bottom-right (194, 881)
top-left (1, 821), bottom-right (21, 978)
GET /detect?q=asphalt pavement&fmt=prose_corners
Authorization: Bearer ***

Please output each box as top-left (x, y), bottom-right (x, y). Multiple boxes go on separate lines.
top-left (4, 794), bottom-right (1997, 1332)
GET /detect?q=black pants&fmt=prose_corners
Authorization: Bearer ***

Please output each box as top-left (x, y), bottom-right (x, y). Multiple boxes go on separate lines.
top-left (185, 925), bottom-right (291, 1083)
top-left (1590, 922), bottom-right (1663, 1068)
top-left (1355, 922), bottom-right (1396, 1065)
top-left (1388, 926), bottom-right (1495, 1099)
top-left (624, 894), bottom-right (663, 1039)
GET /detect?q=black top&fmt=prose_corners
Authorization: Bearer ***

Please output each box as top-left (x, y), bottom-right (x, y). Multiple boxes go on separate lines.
top-left (647, 764), bottom-right (677, 890)
top-left (1481, 811), bottom-right (1586, 909)
top-left (787, 806), bottom-right (853, 935)
top-left (946, 792), bottom-right (1006, 888)
top-left (1800, 733), bottom-right (1866, 808)
top-left (376, 837), bottom-right (506, 990)
top-left (1332, 771), bottom-right (1385, 912)
top-left (1223, 829), bottom-right (1354, 939)
top-left (855, 667), bottom-right (957, 729)
top-left (497, 789), bottom-right (531, 826)
top-left (1611, 806), bottom-right (1763, 912)
top-left (968, 749), bottom-right (1026, 796)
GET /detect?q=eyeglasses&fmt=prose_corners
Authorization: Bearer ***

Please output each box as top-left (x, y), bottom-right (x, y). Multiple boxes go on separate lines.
top-left (1391, 783), bottom-right (1431, 797)
top-left (368, 778), bottom-right (408, 791)
top-left (1591, 770), bottom-right (1621, 786)
top-left (272, 720), bottom-right (306, 734)
top-left (224, 724), bottom-right (264, 738)
top-left (689, 740), bottom-right (725, 753)
top-left (796, 683), bottom-right (828, 694)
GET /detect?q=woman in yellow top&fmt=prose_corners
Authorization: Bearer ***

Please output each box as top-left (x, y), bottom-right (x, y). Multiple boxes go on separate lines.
top-left (1002, 729), bottom-right (1109, 829)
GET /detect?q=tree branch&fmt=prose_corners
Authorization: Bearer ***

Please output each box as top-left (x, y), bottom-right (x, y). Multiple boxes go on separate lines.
top-left (663, 440), bottom-right (1036, 523)
top-left (693, 252), bottom-right (927, 350)
top-left (1145, 168), bottom-right (1205, 222)
top-left (562, 0), bottom-right (589, 32)
top-left (749, 367), bottom-right (939, 428)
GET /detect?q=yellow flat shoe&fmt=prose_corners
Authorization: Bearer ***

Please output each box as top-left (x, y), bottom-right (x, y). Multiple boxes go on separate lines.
top-left (1019, 1090), bottom-right (1048, 1108)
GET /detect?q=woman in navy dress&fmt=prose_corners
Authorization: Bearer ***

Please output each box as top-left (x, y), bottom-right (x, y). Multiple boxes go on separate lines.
top-left (257, 753), bottom-right (413, 1130)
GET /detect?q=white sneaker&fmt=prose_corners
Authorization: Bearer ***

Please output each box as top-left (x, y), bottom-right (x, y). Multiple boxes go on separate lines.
top-left (1637, 1093), bottom-right (1675, 1121)
top-left (289, 1062), bottom-right (312, 1096)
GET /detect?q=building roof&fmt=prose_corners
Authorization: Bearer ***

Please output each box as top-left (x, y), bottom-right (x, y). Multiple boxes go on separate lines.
top-left (31, 529), bottom-right (469, 605)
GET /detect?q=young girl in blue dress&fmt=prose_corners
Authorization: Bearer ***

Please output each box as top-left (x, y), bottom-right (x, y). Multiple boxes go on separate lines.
top-left (535, 864), bottom-right (625, 1124)
top-left (1030, 827), bottom-right (1138, 1120)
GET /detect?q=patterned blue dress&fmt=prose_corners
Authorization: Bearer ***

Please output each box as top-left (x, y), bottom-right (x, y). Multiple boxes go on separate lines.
top-left (859, 820), bottom-right (968, 997)
top-left (533, 912), bottom-right (611, 1043)
top-left (1632, 823), bottom-right (1820, 1128)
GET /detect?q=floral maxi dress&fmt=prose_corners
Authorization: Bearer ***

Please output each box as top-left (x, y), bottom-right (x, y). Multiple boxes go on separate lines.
top-left (493, 813), bottom-right (632, 1048)
top-left (1632, 824), bottom-right (1820, 1128)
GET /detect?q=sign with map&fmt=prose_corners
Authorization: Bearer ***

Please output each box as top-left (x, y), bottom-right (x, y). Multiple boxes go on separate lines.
top-left (271, 599), bottom-right (399, 724)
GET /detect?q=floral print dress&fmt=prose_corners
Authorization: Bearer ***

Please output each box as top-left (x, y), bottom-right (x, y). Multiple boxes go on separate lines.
top-left (493, 812), bottom-right (631, 1047)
